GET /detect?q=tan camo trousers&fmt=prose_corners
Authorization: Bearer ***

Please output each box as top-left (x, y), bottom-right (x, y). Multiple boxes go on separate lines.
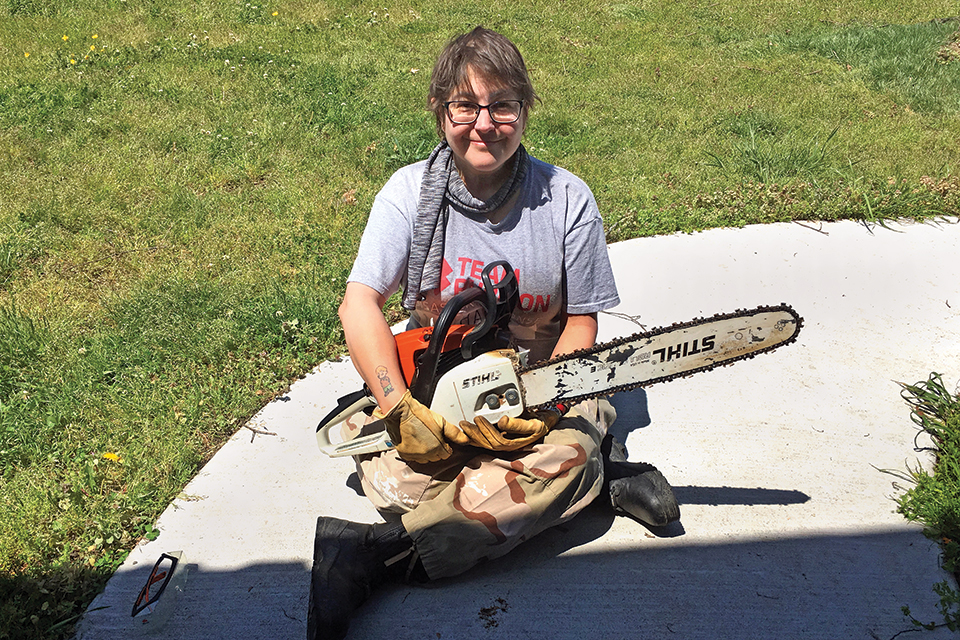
top-left (348, 399), bottom-right (615, 579)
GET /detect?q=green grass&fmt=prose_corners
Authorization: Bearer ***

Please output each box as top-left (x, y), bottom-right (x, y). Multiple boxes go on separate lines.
top-left (777, 19), bottom-right (960, 115)
top-left (894, 374), bottom-right (960, 632)
top-left (0, 1), bottom-right (958, 638)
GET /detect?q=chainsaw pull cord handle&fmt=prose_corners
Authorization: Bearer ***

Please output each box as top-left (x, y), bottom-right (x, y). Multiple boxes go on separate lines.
top-left (408, 261), bottom-right (518, 408)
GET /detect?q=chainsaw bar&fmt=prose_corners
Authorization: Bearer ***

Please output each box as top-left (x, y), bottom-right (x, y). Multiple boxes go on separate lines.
top-left (519, 304), bottom-right (803, 410)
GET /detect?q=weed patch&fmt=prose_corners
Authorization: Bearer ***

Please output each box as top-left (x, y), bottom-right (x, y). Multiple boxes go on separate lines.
top-left (704, 125), bottom-right (840, 183)
top-left (893, 374), bottom-right (960, 632)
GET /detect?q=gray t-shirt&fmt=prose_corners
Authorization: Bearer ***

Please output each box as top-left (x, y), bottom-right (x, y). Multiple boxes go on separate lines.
top-left (348, 156), bottom-right (620, 362)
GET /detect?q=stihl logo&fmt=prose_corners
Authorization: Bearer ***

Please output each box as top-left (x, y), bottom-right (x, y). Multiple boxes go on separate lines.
top-left (652, 336), bottom-right (715, 363)
top-left (461, 371), bottom-right (501, 389)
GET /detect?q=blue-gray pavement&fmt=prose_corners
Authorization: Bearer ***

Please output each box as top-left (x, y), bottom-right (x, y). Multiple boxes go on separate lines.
top-left (76, 219), bottom-right (960, 639)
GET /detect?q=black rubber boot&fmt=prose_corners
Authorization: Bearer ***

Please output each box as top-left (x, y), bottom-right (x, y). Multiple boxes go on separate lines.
top-left (601, 435), bottom-right (681, 527)
top-left (307, 517), bottom-right (422, 640)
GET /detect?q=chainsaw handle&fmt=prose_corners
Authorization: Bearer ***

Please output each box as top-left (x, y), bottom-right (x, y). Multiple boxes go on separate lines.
top-left (409, 261), bottom-right (518, 407)
top-left (409, 286), bottom-right (485, 406)
top-left (460, 261), bottom-right (518, 360)
top-left (315, 385), bottom-right (376, 433)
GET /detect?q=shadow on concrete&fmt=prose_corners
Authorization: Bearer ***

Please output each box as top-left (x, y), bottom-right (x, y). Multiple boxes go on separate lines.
top-left (345, 471), bottom-right (364, 497)
top-left (673, 486), bottom-right (811, 506)
top-left (76, 560), bottom-right (310, 639)
top-left (608, 388), bottom-right (652, 441)
top-left (78, 520), bottom-right (948, 640)
top-left (356, 525), bottom-right (947, 640)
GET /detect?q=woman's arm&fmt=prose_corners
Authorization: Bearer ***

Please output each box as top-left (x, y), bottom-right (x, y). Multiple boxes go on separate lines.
top-left (550, 312), bottom-right (598, 359)
top-left (338, 281), bottom-right (409, 413)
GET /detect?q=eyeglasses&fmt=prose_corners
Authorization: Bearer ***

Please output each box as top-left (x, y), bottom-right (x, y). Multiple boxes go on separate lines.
top-left (444, 100), bottom-right (524, 125)
top-left (131, 552), bottom-right (179, 617)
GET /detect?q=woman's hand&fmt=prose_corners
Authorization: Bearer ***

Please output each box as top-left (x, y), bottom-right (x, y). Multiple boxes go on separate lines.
top-left (457, 409), bottom-right (560, 452)
top-left (375, 391), bottom-right (470, 463)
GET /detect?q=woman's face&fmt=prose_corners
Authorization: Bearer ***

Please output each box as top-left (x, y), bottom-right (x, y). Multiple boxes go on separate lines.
top-left (441, 69), bottom-right (526, 191)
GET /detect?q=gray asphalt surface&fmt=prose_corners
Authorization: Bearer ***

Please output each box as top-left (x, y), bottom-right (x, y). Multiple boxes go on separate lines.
top-left (76, 219), bottom-right (960, 640)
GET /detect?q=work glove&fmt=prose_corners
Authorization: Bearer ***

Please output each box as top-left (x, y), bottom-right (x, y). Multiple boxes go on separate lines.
top-left (375, 391), bottom-right (469, 464)
top-left (458, 409), bottom-right (561, 452)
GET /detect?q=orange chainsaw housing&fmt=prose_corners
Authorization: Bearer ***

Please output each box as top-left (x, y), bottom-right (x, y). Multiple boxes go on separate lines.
top-left (395, 324), bottom-right (475, 386)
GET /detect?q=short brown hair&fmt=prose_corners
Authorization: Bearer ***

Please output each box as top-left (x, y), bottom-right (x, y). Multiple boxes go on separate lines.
top-left (427, 27), bottom-right (539, 138)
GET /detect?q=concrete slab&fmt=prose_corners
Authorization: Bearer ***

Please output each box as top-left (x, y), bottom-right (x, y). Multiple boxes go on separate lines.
top-left (76, 219), bottom-right (960, 640)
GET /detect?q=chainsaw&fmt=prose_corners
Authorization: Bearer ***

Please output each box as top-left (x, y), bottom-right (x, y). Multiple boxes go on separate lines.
top-left (316, 260), bottom-right (802, 457)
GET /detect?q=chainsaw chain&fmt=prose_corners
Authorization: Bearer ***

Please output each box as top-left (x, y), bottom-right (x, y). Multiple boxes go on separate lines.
top-left (520, 303), bottom-right (804, 411)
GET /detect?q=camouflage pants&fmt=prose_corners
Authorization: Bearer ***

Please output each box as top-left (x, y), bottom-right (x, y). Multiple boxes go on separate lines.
top-left (347, 399), bottom-right (616, 579)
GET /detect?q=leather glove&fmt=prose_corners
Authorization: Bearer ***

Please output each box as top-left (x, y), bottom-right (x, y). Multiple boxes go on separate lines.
top-left (375, 391), bottom-right (469, 463)
top-left (458, 409), bottom-right (561, 452)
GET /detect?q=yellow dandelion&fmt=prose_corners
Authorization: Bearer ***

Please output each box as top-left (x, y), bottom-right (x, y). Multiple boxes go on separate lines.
top-left (90, 45), bottom-right (96, 51)
top-left (24, 52), bottom-right (30, 58)
top-left (102, 452), bottom-right (121, 462)
top-left (62, 34), bottom-right (69, 41)
top-left (70, 58), bottom-right (77, 65)
top-left (272, 11), bottom-right (278, 16)
top-left (92, 34), bottom-right (98, 39)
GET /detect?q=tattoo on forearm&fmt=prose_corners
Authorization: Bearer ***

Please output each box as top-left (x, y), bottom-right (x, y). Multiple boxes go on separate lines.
top-left (375, 366), bottom-right (395, 396)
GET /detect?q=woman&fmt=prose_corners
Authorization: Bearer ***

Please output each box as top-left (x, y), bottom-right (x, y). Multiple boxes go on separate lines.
top-left (309, 27), bottom-right (679, 640)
